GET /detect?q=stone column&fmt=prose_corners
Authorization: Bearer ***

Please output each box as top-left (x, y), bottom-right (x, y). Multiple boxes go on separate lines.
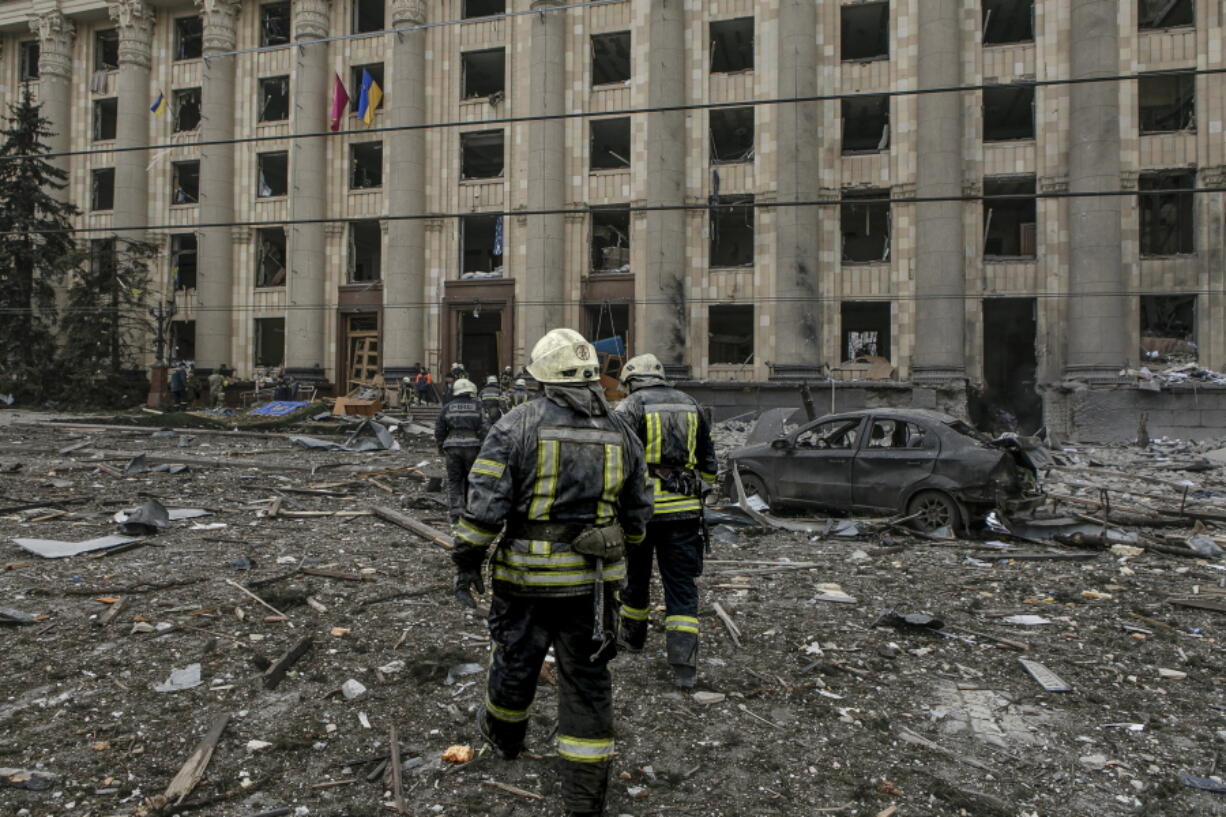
top-left (639, 0), bottom-right (687, 376)
top-left (521, 0), bottom-right (566, 353)
top-left (911, 0), bottom-right (966, 386)
top-left (1064, 0), bottom-right (1127, 381)
top-left (382, 0), bottom-right (427, 383)
top-left (29, 11), bottom-right (75, 184)
top-left (285, 0), bottom-right (331, 380)
top-left (109, 0), bottom-right (153, 242)
top-left (194, 0), bottom-right (241, 374)
top-left (770, 0), bottom-right (822, 379)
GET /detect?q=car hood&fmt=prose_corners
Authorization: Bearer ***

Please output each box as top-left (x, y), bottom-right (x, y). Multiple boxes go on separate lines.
top-left (728, 442), bottom-right (773, 462)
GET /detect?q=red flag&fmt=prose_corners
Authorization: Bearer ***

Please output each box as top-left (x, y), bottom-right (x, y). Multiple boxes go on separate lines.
top-left (330, 73), bottom-right (350, 132)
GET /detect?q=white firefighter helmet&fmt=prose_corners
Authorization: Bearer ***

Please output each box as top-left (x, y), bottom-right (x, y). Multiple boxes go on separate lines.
top-left (526, 328), bottom-right (599, 384)
top-left (486, 375), bottom-right (498, 386)
top-left (452, 378), bottom-right (477, 397)
top-left (619, 353), bottom-right (666, 384)
top-left (515, 378), bottom-right (526, 388)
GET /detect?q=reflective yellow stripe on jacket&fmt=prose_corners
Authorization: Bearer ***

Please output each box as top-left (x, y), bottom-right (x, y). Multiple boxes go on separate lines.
top-left (556, 734), bottom-right (615, 764)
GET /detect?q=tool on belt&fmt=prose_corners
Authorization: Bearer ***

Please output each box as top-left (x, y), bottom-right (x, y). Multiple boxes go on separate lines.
top-left (654, 465), bottom-right (712, 554)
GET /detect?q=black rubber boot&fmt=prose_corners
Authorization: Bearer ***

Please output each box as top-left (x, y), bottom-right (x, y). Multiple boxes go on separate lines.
top-left (476, 707), bottom-right (521, 761)
top-left (672, 665), bottom-right (697, 688)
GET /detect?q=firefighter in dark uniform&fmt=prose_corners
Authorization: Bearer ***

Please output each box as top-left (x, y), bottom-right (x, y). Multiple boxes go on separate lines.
top-left (499, 365), bottom-right (514, 392)
top-left (614, 353), bottom-right (718, 688)
top-left (479, 375), bottom-right (506, 424)
top-left (509, 377), bottom-right (533, 407)
top-left (452, 328), bottom-right (653, 817)
top-left (433, 378), bottom-right (488, 523)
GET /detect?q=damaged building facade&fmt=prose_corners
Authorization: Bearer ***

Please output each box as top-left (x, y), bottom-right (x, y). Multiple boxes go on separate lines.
top-left (2, 0), bottom-right (1224, 438)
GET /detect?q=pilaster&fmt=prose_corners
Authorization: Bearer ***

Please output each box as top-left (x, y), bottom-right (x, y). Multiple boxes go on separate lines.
top-left (29, 11), bottom-right (74, 180)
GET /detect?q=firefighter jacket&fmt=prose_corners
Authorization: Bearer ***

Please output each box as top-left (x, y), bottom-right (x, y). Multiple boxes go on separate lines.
top-left (509, 386), bottom-right (533, 407)
top-left (452, 384), bottom-right (654, 597)
top-left (434, 397), bottom-right (489, 451)
top-left (480, 385), bottom-right (507, 420)
top-left (614, 379), bottom-right (718, 519)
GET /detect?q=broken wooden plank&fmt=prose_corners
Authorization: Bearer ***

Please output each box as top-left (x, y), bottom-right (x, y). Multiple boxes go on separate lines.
top-left (483, 780), bottom-right (545, 801)
top-left (163, 712), bottom-right (231, 805)
top-left (1167, 597), bottom-right (1226, 614)
top-left (299, 567), bottom-right (375, 582)
top-left (94, 597), bottom-right (127, 628)
top-left (896, 726), bottom-right (996, 773)
top-left (225, 578), bottom-right (293, 625)
top-left (712, 601), bottom-right (742, 648)
top-left (976, 551), bottom-right (1100, 562)
top-left (262, 637), bottom-right (313, 690)
top-left (389, 725), bottom-right (406, 814)
top-left (371, 505), bottom-right (455, 550)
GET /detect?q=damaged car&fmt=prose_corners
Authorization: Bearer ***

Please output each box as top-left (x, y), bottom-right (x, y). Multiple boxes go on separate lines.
top-left (727, 408), bottom-right (1044, 532)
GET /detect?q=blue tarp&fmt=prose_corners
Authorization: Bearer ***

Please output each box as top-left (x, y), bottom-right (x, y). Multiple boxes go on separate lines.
top-left (593, 336), bottom-right (625, 356)
top-left (250, 401), bottom-right (310, 417)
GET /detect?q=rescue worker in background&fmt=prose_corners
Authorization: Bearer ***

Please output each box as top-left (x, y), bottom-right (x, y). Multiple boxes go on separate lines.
top-left (169, 363), bottom-right (188, 408)
top-left (434, 378), bottom-right (488, 523)
top-left (207, 369), bottom-right (226, 410)
top-left (614, 353), bottom-right (718, 688)
top-left (509, 377), bottom-right (533, 407)
top-left (451, 328), bottom-right (653, 817)
top-left (480, 375), bottom-right (506, 425)
top-left (444, 362), bottom-right (467, 402)
top-left (499, 365), bottom-right (514, 392)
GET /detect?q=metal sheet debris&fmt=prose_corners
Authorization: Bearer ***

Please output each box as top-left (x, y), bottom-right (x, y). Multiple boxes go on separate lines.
top-left (11, 534), bottom-right (142, 559)
top-left (1018, 658), bottom-right (1072, 692)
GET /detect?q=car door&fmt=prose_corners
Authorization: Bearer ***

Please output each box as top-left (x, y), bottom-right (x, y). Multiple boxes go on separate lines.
top-left (851, 417), bottom-right (940, 512)
top-left (775, 417), bottom-right (863, 510)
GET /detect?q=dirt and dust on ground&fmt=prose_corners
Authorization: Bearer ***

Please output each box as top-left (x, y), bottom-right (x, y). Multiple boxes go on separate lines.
top-left (2, 407), bottom-right (1226, 817)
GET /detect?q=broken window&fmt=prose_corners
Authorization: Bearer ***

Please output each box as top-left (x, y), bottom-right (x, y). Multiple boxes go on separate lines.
top-left (983, 84), bottom-right (1034, 141)
top-left (590, 117), bottom-right (631, 170)
top-left (710, 107), bottom-right (754, 164)
top-left (592, 31), bottom-right (631, 86)
top-left (171, 320), bottom-right (196, 363)
top-left (348, 219), bottom-right (382, 282)
top-left (1138, 0), bottom-right (1193, 30)
top-left (710, 17), bottom-right (754, 73)
top-left (1139, 72), bottom-right (1195, 133)
top-left (171, 233), bottom-right (197, 290)
top-left (172, 160), bottom-right (200, 205)
top-left (91, 168), bottom-right (115, 211)
top-left (1139, 170), bottom-right (1195, 256)
top-left (842, 94), bottom-right (889, 153)
top-left (841, 2), bottom-right (889, 62)
top-left (350, 63), bottom-right (385, 112)
top-left (92, 98), bottom-right (117, 141)
top-left (173, 88), bottom-right (202, 132)
top-left (461, 129), bottom-right (505, 179)
top-left (463, 0), bottom-right (504, 19)
top-left (708, 305), bottom-right (754, 365)
top-left (255, 227), bottom-right (287, 287)
top-left (19, 41), bottom-right (39, 81)
top-left (841, 301), bottom-right (891, 361)
top-left (866, 419), bottom-right (929, 448)
top-left (260, 2), bottom-right (291, 47)
top-left (460, 214), bottom-right (504, 276)
top-left (982, 0), bottom-right (1033, 45)
top-left (254, 317), bottom-right (285, 367)
top-left (350, 142), bottom-right (382, 189)
top-left (710, 195), bottom-right (755, 267)
top-left (591, 206), bottom-right (630, 273)
top-left (841, 189), bottom-right (890, 263)
top-left (797, 418), bottom-right (861, 449)
top-left (1140, 294), bottom-right (1197, 362)
top-left (95, 29), bottom-right (118, 71)
top-left (983, 176), bottom-right (1037, 258)
top-left (259, 76), bottom-right (290, 122)
top-left (257, 151), bottom-right (288, 197)
top-left (462, 49), bottom-right (505, 100)
top-left (352, 0), bottom-right (384, 34)
top-left (175, 16), bottom-right (203, 60)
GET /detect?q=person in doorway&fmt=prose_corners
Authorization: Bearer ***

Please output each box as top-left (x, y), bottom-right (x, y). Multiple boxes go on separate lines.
top-left (169, 363), bottom-right (188, 408)
top-left (444, 362), bottom-right (467, 403)
top-left (451, 328), bottom-right (652, 817)
top-left (508, 378), bottom-right (533, 407)
top-left (414, 365), bottom-right (434, 405)
top-left (207, 369), bottom-right (226, 410)
top-left (614, 353), bottom-right (718, 688)
top-left (479, 375), bottom-right (506, 424)
top-left (434, 378), bottom-right (487, 523)
top-left (499, 365), bottom-right (514, 392)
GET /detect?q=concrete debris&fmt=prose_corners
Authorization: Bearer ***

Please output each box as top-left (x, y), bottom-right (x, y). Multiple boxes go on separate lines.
top-left (341, 679), bottom-right (368, 700)
top-left (153, 663), bottom-right (203, 692)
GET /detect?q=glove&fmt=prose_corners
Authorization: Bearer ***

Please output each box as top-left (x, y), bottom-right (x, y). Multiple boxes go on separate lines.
top-left (454, 566), bottom-right (485, 609)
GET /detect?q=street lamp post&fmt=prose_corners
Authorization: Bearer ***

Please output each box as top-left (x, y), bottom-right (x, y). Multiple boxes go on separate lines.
top-left (146, 299), bottom-right (177, 407)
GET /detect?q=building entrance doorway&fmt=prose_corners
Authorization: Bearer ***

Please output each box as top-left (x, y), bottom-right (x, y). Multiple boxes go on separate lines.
top-left (978, 298), bottom-right (1042, 434)
top-left (458, 309), bottom-right (502, 386)
top-left (345, 314), bottom-right (380, 390)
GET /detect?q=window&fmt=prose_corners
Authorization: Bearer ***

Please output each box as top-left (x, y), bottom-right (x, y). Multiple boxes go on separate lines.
top-left (172, 161), bottom-right (200, 204)
top-left (843, 95), bottom-right (890, 153)
top-left (350, 63), bottom-right (385, 113)
top-left (95, 29), bottom-right (118, 71)
top-left (1139, 72), bottom-right (1195, 133)
top-left (256, 227), bottom-right (287, 287)
top-left (19, 41), bottom-right (39, 81)
top-left (982, 0), bottom-right (1033, 45)
top-left (710, 17), bottom-right (754, 73)
top-left (590, 117), bottom-right (631, 170)
top-left (708, 305), bottom-right (754, 365)
top-left (92, 98), bottom-right (118, 141)
top-left (348, 220), bottom-right (382, 282)
top-left (461, 130), bottom-right (505, 179)
top-left (983, 84), bottom-right (1034, 141)
top-left (841, 189), bottom-right (890, 262)
top-left (866, 419), bottom-right (929, 449)
top-left (254, 317), bottom-right (286, 367)
top-left (171, 320), bottom-right (196, 363)
top-left (983, 177), bottom-right (1036, 258)
top-left (710, 195), bottom-right (755, 267)
top-left (841, 2), bottom-right (889, 61)
top-left (257, 151), bottom-right (289, 197)
top-left (175, 17), bottom-right (203, 60)
top-left (797, 418), bottom-right (861, 450)
top-left (1138, 0), bottom-right (1193, 29)
top-left (171, 233), bottom-right (198, 290)
top-left (463, 0), bottom-right (504, 19)
top-left (352, 0), bottom-right (384, 33)
top-left (90, 238), bottom-right (116, 281)
top-left (461, 214), bottom-right (504, 275)
top-left (261, 2), bottom-right (291, 46)
top-left (462, 49), bottom-right (505, 99)
top-left (173, 88), bottom-right (202, 132)
top-left (710, 107), bottom-right (754, 164)
top-left (91, 168), bottom-right (115, 211)
top-left (1140, 295), bottom-right (1196, 363)
top-left (259, 76), bottom-right (290, 122)
top-left (350, 142), bottom-right (383, 189)
top-left (841, 301), bottom-right (891, 361)
top-left (592, 31), bottom-right (631, 86)
top-left (591, 207), bottom-right (630, 273)
top-left (1139, 171), bottom-right (1195, 256)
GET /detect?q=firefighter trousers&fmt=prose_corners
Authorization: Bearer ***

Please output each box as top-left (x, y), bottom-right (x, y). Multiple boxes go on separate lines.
top-left (619, 518), bottom-right (703, 667)
top-left (443, 446), bottom-right (480, 523)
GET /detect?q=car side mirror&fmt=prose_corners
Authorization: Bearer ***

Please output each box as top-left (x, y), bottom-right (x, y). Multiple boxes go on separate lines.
top-left (771, 437), bottom-right (791, 451)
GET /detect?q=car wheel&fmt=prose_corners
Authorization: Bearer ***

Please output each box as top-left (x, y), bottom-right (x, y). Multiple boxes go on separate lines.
top-left (739, 472), bottom-right (772, 507)
top-left (906, 490), bottom-right (960, 534)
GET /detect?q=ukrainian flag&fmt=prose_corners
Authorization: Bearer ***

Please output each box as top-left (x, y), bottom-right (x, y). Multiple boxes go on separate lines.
top-left (355, 69), bottom-right (383, 126)
top-left (150, 91), bottom-right (168, 116)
